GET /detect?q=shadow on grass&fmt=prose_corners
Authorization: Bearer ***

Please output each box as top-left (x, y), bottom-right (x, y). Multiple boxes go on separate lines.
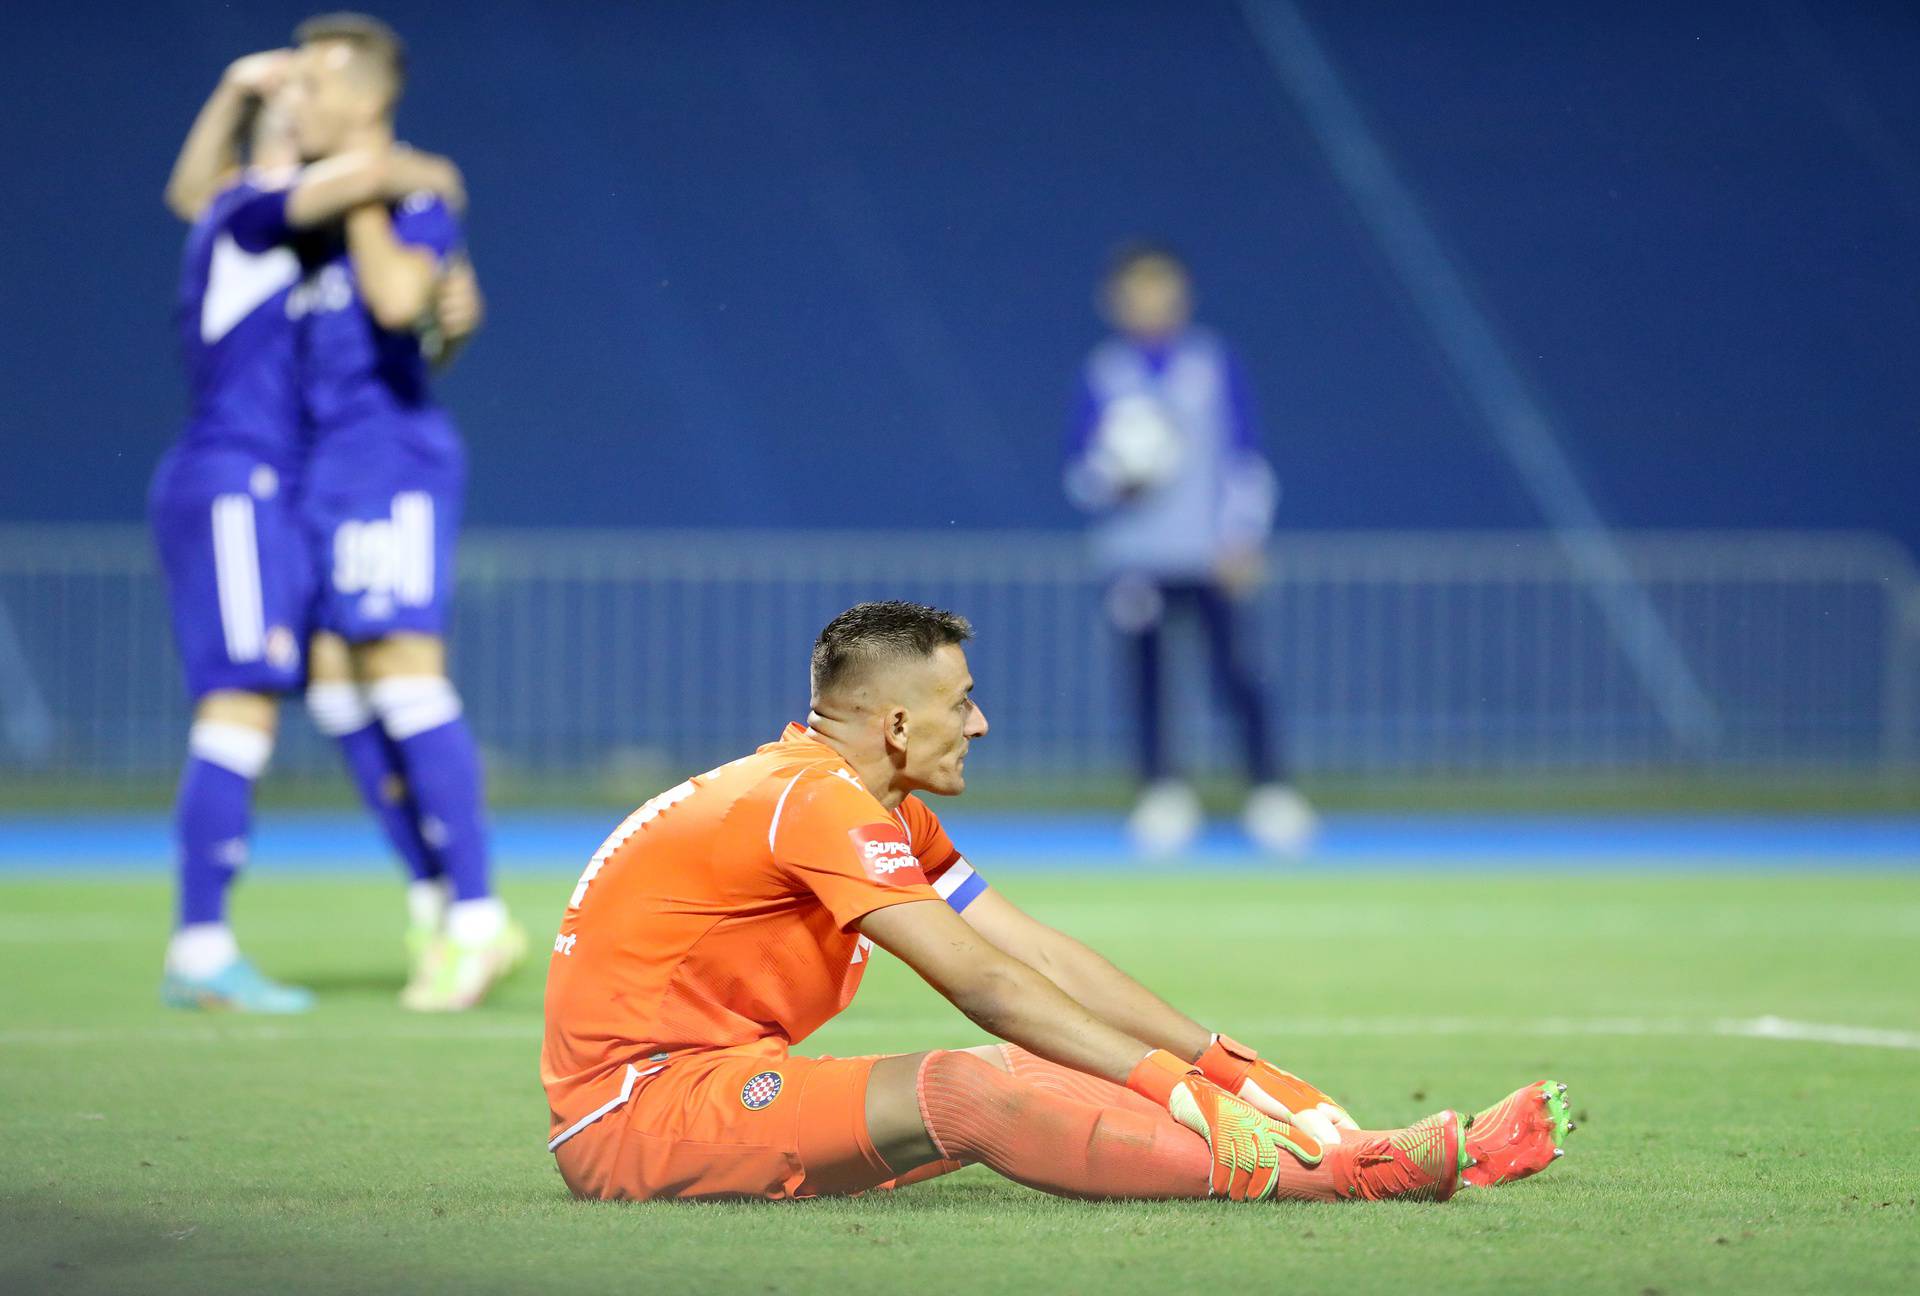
top-left (271, 969), bottom-right (408, 998)
top-left (0, 1192), bottom-right (178, 1293)
top-left (0, 1189), bottom-right (472, 1296)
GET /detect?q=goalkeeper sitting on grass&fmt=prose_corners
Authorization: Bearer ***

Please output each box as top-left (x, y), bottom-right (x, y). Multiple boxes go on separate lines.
top-left (541, 601), bottom-right (1572, 1203)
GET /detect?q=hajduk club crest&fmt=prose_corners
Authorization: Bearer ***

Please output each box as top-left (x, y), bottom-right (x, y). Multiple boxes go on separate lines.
top-left (740, 1071), bottom-right (783, 1110)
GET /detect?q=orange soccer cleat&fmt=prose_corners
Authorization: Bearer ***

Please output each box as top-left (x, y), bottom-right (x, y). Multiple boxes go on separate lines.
top-left (1461, 1081), bottom-right (1574, 1188)
top-left (1328, 1109), bottom-right (1468, 1203)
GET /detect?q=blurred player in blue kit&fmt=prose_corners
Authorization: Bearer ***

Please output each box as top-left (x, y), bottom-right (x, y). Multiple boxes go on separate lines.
top-left (283, 14), bottom-right (525, 1010)
top-left (151, 14), bottom-right (521, 1013)
top-left (1065, 244), bottom-right (1316, 855)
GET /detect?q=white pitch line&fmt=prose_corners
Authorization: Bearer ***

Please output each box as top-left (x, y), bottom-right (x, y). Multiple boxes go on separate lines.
top-left (0, 1021), bottom-right (541, 1048)
top-left (1716, 1015), bottom-right (1920, 1051)
top-left (1, 1015), bottom-right (1916, 1052)
top-left (0, 917), bottom-right (153, 944)
top-left (1236, 1015), bottom-right (1920, 1052)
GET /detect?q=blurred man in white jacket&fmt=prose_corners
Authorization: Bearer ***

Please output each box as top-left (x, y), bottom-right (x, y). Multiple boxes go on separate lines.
top-left (1065, 244), bottom-right (1315, 855)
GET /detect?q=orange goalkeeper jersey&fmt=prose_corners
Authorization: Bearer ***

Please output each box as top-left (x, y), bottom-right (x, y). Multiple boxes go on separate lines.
top-left (540, 724), bottom-right (986, 1141)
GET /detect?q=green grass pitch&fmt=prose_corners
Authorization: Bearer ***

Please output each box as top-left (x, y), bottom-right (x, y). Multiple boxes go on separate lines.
top-left (3, 868), bottom-right (1916, 1294)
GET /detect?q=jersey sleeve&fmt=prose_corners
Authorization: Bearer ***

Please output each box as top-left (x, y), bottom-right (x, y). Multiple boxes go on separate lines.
top-left (391, 191), bottom-right (461, 263)
top-left (1220, 343), bottom-right (1262, 455)
top-left (1215, 342), bottom-right (1278, 544)
top-left (898, 796), bottom-right (988, 915)
top-left (1062, 364), bottom-right (1119, 513)
top-left (225, 185), bottom-right (293, 254)
top-left (770, 772), bottom-right (941, 931)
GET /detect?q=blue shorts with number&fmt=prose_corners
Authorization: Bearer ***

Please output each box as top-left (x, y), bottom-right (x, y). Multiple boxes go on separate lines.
top-left (149, 444), bottom-right (314, 699)
top-left (301, 413), bottom-right (466, 644)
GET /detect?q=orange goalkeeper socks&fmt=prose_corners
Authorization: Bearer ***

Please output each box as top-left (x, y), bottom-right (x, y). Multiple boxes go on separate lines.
top-left (998, 1044), bottom-right (1462, 1202)
top-left (916, 1049), bottom-right (1212, 1200)
top-left (996, 1043), bottom-right (1169, 1118)
top-left (872, 1157), bottom-right (968, 1192)
top-left (920, 1048), bottom-right (1376, 1202)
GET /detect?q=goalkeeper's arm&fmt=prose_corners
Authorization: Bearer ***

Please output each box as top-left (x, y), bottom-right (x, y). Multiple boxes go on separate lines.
top-left (860, 898), bottom-right (1167, 1085)
top-left (957, 886), bottom-right (1212, 1060)
top-left (958, 885), bottom-right (1357, 1138)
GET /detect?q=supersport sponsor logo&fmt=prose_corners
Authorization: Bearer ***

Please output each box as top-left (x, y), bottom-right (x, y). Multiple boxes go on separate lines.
top-left (863, 840), bottom-right (916, 873)
top-left (846, 824), bottom-right (928, 886)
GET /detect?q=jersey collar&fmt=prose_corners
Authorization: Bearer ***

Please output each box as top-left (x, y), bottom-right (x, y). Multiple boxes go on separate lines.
top-left (780, 723), bottom-right (869, 792)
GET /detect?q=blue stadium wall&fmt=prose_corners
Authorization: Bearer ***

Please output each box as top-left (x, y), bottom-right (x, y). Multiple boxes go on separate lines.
top-left (2, 1), bottom-right (1916, 547)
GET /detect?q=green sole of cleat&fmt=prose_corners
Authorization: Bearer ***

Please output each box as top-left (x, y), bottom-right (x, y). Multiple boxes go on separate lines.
top-left (1541, 1081), bottom-right (1573, 1148)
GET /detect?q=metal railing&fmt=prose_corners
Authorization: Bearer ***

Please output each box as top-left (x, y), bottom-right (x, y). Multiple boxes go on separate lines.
top-left (1, 526), bottom-right (1914, 780)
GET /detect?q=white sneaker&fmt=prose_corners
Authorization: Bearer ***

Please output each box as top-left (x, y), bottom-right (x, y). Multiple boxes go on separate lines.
top-left (1128, 781), bottom-right (1203, 855)
top-left (404, 879), bottom-right (449, 986)
top-left (400, 918), bottom-right (528, 1012)
top-left (1243, 783), bottom-right (1319, 855)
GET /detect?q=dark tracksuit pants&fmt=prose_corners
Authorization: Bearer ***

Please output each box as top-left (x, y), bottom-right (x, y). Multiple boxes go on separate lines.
top-left (1119, 579), bottom-right (1284, 787)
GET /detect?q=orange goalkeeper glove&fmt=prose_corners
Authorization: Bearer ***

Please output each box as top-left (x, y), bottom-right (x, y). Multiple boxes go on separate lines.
top-left (1127, 1048), bottom-right (1321, 1201)
top-left (1196, 1033), bottom-right (1359, 1145)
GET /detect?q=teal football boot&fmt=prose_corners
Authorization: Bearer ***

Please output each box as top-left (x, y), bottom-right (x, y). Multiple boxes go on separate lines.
top-left (161, 958), bottom-right (315, 1014)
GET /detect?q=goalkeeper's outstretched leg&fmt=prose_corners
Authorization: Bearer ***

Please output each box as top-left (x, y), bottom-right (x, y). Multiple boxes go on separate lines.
top-left (996, 1043), bottom-right (1574, 1193)
top-left (551, 1042), bottom-right (1464, 1204)
top-left (897, 1048), bottom-right (1466, 1204)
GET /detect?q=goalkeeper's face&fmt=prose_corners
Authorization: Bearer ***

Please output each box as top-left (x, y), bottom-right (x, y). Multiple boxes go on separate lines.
top-left (898, 644), bottom-right (988, 797)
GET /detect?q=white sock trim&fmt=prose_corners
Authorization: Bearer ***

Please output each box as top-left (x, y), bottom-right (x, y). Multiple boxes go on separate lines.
top-left (407, 879), bottom-right (450, 931)
top-left (368, 676), bottom-right (463, 742)
top-left (166, 923), bottom-right (239, 979)
top-left (446, 896), bottom-right (506, 945)
top-left (306, 681), bottom-right (375, 737)
top-left (188, 721), bottom-right (273, 779)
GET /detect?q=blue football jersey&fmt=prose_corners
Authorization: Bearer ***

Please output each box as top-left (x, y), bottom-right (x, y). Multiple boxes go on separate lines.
top-left (292, 191), bottom-right (462, 439)
top-left (174, 174), bottom-right (305, 468)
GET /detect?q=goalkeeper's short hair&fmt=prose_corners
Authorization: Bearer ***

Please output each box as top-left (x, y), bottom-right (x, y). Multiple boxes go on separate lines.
top-left (810, 601), bottom-right (973, 699)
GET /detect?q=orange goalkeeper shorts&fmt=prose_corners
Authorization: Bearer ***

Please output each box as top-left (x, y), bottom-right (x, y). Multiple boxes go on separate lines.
top-left (550, 1048), bottom-right (896, 1202)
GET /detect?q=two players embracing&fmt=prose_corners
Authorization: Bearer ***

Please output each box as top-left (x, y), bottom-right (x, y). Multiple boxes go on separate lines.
top-left (153, 15), bottom-right (520, 1014)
